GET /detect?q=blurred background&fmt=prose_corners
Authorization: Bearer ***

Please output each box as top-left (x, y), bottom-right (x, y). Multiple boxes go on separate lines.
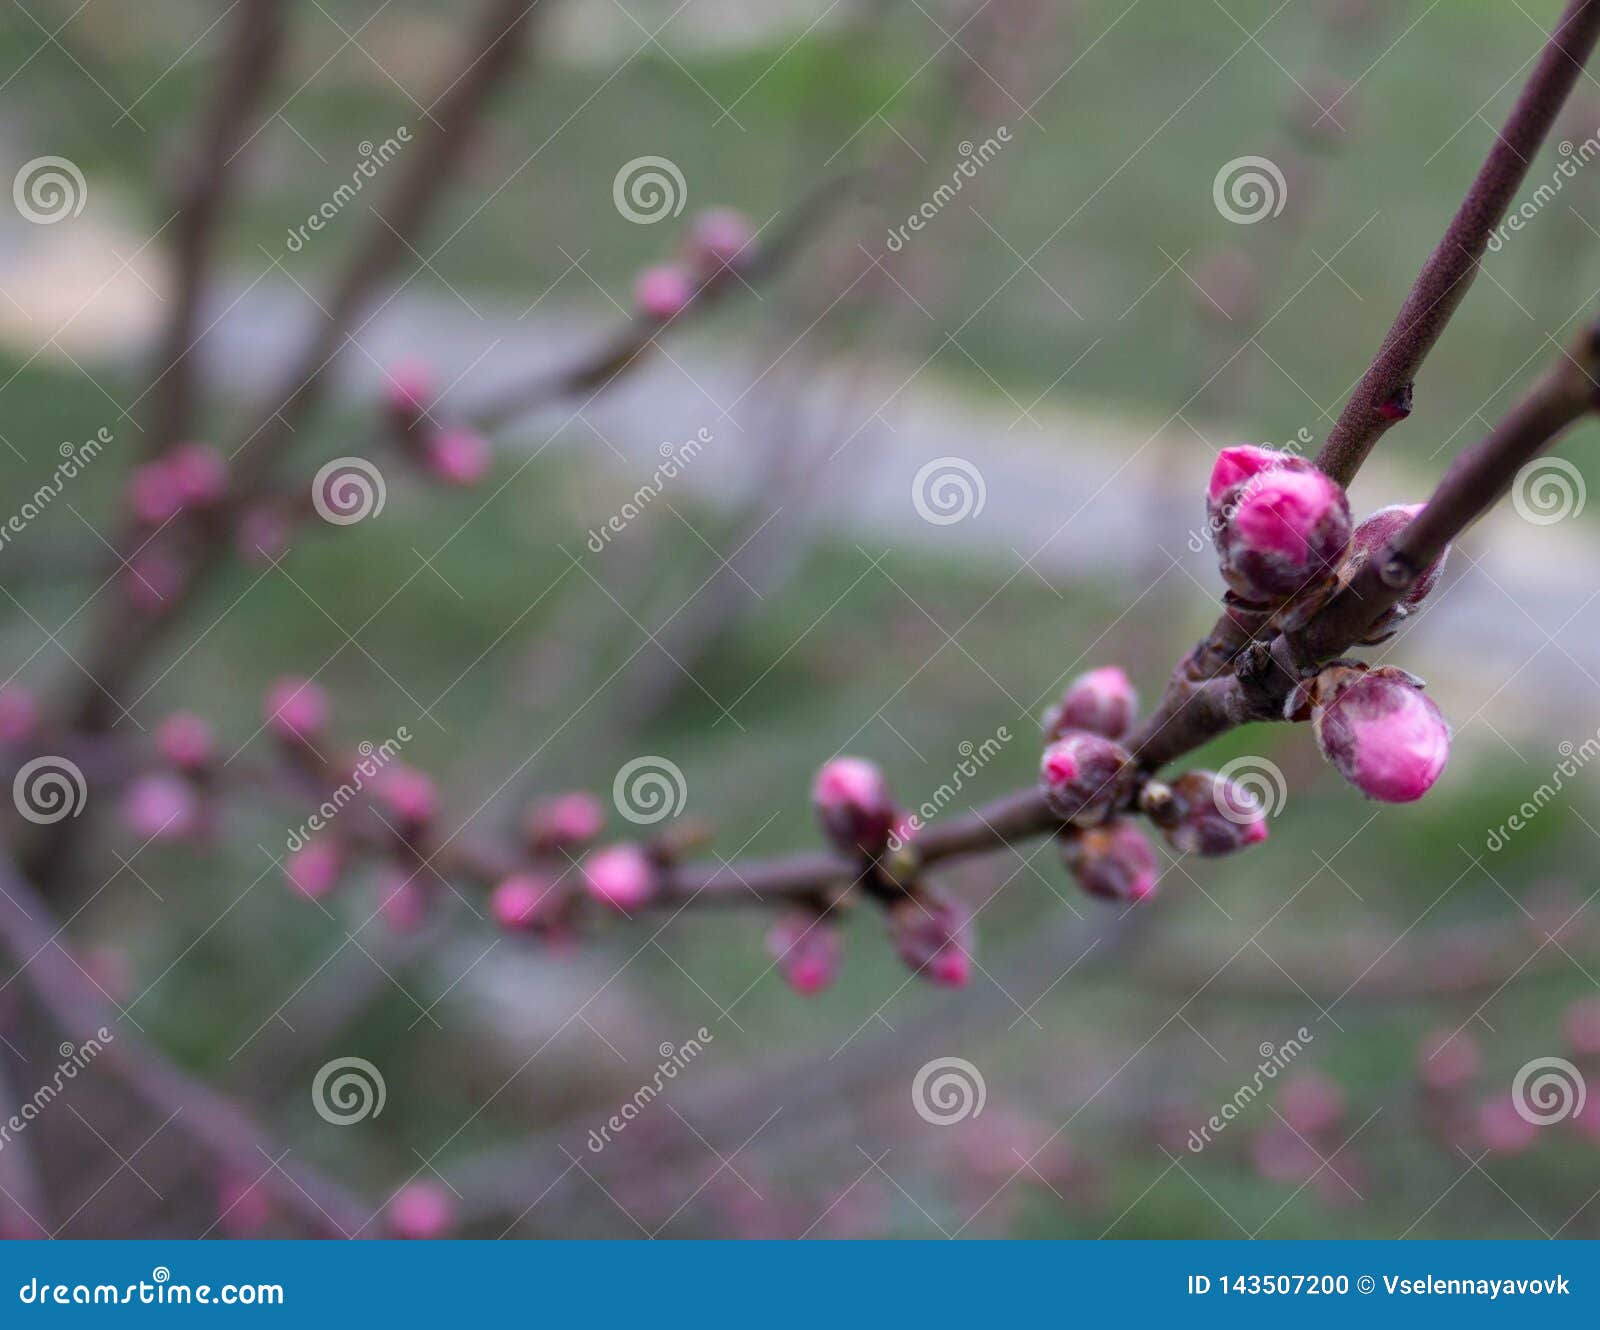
top-left (0, 0), bottom-right (1598, 1239)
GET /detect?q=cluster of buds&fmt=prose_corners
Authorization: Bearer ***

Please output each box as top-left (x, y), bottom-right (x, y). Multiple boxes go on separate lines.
top-left (380, 358), bottom-right (494, 488)
top-left (631, 208), bottom-right (757, 323)
top-left (1251, 1070), bottom-right (1363, 1202)
top-left (120, 710), bottom-right (219, 844)
top-left (126, 442), bottom-right (229, 527)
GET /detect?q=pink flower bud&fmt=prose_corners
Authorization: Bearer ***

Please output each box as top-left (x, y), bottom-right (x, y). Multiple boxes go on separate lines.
top-left (1341, 503), bottom-right (1447, 633)
top-left (387, 1181), bottom-right (454, 1240)
top-left (284, 840), bottom-right (342, 900)
top-left (376, 764), bottom-right (437, 830)
top-left (156, 711), bottom-right (214, 772)
top-left (1160, 769), bottom-right (1269, 856)
top-left (166, 442), bottom-right (227, 507)
top-left (1474, 1095), bottom-right (1538, 1155)
top-left (813, 756), bottom-right (899, 856)
top-left (1417, 1029), bottom-right (1480, 1094)
top-left (765, 911), bottom-right (841, 995)
top-left (489, 873), bottom-right (557, 933)
top-left (634, 263), bottom-right (695, 321)
top-left (378, 869), bottom-right (430, 934)
top-left (1043, 665), bottom-right (1137, 741)
top-left (582, 843), bottom-right (655, 911)
top-left (123, 549), bottom-right (186, 614)
top-left (1278, 1070), bottom-right (1344, 1136)
top-left (1210, 451), bottom-right (1351, 611)
top-left (1059, 820), bottom-right (1158, 902)
top-left (1312, 666), bottom-right (1449, 803)
top-left (524, 792), bottom-right (605, 853)
top-left (422, 428), bottom-right (492, 486)
top-left (1564, 996), bottom-right (1600, 1057)
top-left (216, 1173), bottom-right (272, 1238)
top-left (127, 461), bottom-right (184, 525)
top-left (1206, 445), bottom-right (1286, 515)
top-left (684, 207), bottom-right (755, 277)
top-left (235, 505), bottom-right (290, 565)
top-left (1038, 732), bottom-right (1133, 826)
top-left (264, 676), bottom-right (329, 745)
top-left (0, 684), bottom-right (38, 746)
top-left (384, 358), bottom-right (435, 424)
top-left (121, 772), bottom-right (199, 842)
top-left (887, 890), bottom-right (973, 987)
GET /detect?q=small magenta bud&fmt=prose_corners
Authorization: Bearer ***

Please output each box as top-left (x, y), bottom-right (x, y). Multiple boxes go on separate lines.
top-left (684, 207), bottom-right (755, 277)
top-left (376, 764), bottom-right (437, 831)
top-left (1214, 459), bottom-right (1352, 610)
top-left (1043, 665), bottom-right (1137, 741)
top-left (489, 873), bottom-right (556, 933)
top-left (1038, 733), bottom-right (1134, 826)
top-left (384, 358), bottom-right (435, 424)
top-left (215, 1173), bottom-right (272, 1238)
top-left (1312, 665), bottom-right (1449, 803)
top-left (1376, 383), bottom-right (1414, 421)
top-left (634, 263), bottom-right (695, 321)
top-left (422, 428), bottom-right (492, 487)
top-left (888, 890), bottom-right (973, 987)
top-left (1278, 1070), bottom-right (1344, 1136)
top-left (524, 791), bottom-right (605, 853)
top-left (156, 712), bottom-right (214, 772)
top-left (1060, 820), bottom-right (1158, 902)
top-left (387, 1181), bottom-right (454, 1240)
top-left (1417, 1029), bottom-right (1480, 1094)
top-left (1475, 1096), bottom-right (1537, 1155)
top-left (582, 843), bottom-right (656, 911)
top-left (1206, 444), bottom-right (1286, 517)
top-left (1342, 503), bottom-right (1448, 630)
top-left (813, 756), bottom-right (899, 856)
top-left (1162, 769), bottom-right (1269, 856)
top-left (1565, 996), bottom-right (1600, 1057)
top-left (127, 461), bottom-right (184, 525)
top-left (166, 442), bottom-right (228, 507)
top-left (121, 772), bottom-right (200, 842)
top-left (284, 840), bottom-right (342, 900)
top-left (0, 684), bottom-right (39, 746)
top-left (765, 911), bottom-right (841, 996)
top-left (264, 676), bottom-right (329, 744)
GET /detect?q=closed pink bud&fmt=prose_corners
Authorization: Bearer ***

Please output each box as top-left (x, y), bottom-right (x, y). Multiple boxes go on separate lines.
top-left (1161, 769), bottom-right (1269, 856)
top-left (236, 505), bottom-right (290, 565)
top-left (1043, 665), bottom-right (1137, 741)
top-left (765, 912), bottom-right (841, 995)
top-left (264, 676), bottom-right (328, 744)
top-left (123, 548), bottom-right (185, 614)
top-left (378, 869), bottom-right (430, 934)
top-left (813, 756), bottom-right (899, 856)
top-left (1313, 666), bottom-right (1449, 803)
top-left (156, 711), bottom-right (214, 772)
top-left (384, 358), bottom-right (435, 423)
top-left (684, 207), bottom-right (755, 277)
top-left (166, 442), bottom-right (227, 507)
top-left (284, 840), bottom-right (342, 900)
top-left (387, 1181), bottom-right (454, 1240)
top-left (1278, 1070), bottom-right (1344, 1136)
top-left (488, 874), bottom-right (552, 933)
top-left (1216, 464), bottom-right (1351, 609)
top-left (0, 684), bottom-right (38, 746)
top-left (377, 764), bottom-right (437, 829)
top-left (423, 428), bottom-right (491, 486)
top-left (1206, 445), bottom-right (1287, 515)
top-left (582, 843), bottom-right (655, 911)
top-left (121, 772), bottom-right (199, 841)
top-left (1341, 503), bottom-right (1447, 634)
top-left (888, 891), bottom-right (973, 987)
top-left (127, 460), bottom-right (184, 525)
top-left (1038, 732), bottom-right (1133, 826)
top-left (524, 791), bottom-right (605, 852)
top-left (634, 263), bottom-right (695, 321)
top-left (1474, 1096), bottom-right (1538, 1155)
top-left (1417, 1029), bottom-right (1480, 1094)
top-left (1565, 996), bottom-right (1600, 1057)
top-left (1060, 820), bottom-right (1158, 902)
